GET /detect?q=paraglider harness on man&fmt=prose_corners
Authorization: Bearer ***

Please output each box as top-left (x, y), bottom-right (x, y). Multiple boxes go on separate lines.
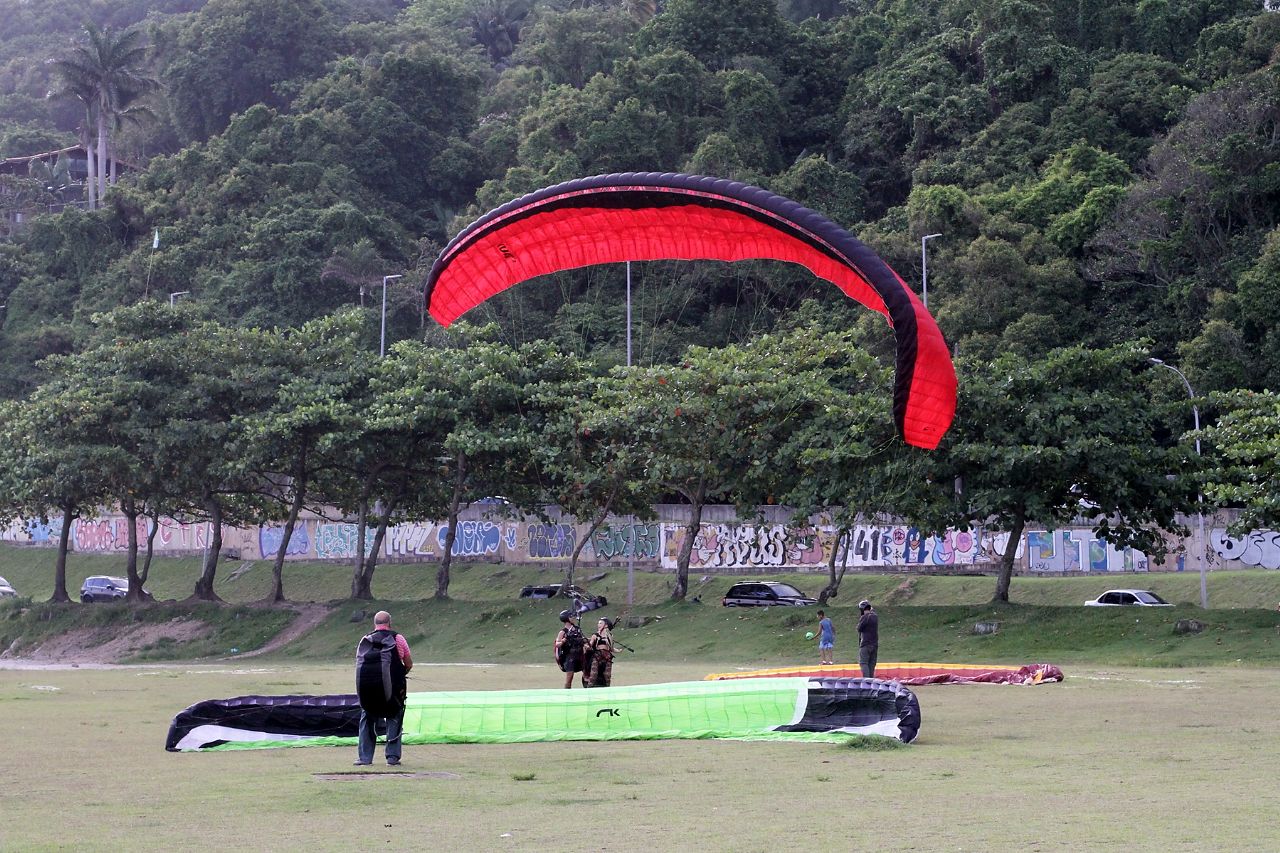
top-left (555, 622), bottom-right (586, 671)
top-left (356, 629), bottom-right (407, 717)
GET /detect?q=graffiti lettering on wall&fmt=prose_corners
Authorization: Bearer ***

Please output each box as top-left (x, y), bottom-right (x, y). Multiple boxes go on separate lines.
top-left (73, 517), bottom-right (149, 552)
top-left (1211, 528), bottom-right (1280, 570)
top-left (589, 523), bottom-right (660, 561)
top-left (523, 523), bottom-right (576, 560)
top-left (658, 523), bottom-right (996, 571)
top-left (153, 519), bottom-right (212, 550)
top-left (70, 517), bottom-right (215, 553)
top-left (438, 521), bottom-right (502, 557)
top-left (315, 523), bottom-right (377, 559)
top-left (1026, 530), bottom-right (1147, 572)
top-left (661, 524), bottom-right (805, 570)
top-left (259, 524), bottom-right (311, 559)
top-left (385, 522), bottom-right (438, 558)
top-left (1, 518), bottom-right (54, 543)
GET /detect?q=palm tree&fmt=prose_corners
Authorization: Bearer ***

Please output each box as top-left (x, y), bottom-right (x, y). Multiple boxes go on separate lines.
top-left (50, 23), bottom-right (156, 208)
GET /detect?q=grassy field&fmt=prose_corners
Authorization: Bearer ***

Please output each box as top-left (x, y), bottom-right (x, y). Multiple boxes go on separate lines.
top-left (1, 661), bottom-right (1278, 851)
top-left (4, 547), bottom-right (1280, 849)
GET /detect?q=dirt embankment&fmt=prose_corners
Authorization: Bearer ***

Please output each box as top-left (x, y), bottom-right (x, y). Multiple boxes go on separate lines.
top-left (2, 617), bottom-right (212, 664)
top-left (0, 603), bottom-right (333, 666)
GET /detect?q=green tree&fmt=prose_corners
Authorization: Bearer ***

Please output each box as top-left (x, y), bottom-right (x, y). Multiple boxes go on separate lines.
top-left (621, 334), bottom-right (824, 600)
top-left (49, 23), bottom-right (156, 208)
top-left (65, 304), bottom-right (279, 601)
top-left (535, 368), bottom-right (655, 591)
top-left (0, 390), bottom-right (115, 603)
top-left (942, 343), bottom-right (1199, 602)
top-left (373, 329), bottom-right (557, 599)
top-left (231, 313), bottom-right (366, 602)
top-left (160, 0), bottom-right (344, 143)
top-left (637, 0), bottom-right (789, 71)
top-left (512, 6), bottom-right (637, 89)
top-left (766, 322), bottom-right (941, 604)
top-left (1201, 389), bottom-right (1280, 530)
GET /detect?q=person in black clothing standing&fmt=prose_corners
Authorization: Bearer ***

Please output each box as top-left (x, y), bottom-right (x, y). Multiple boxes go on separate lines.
top-left (857, 599), bottom-right (878, 678)
top-left (554, 610), bottom-right (586, 688)
top-left (354, 610), bottom-right (413, 766)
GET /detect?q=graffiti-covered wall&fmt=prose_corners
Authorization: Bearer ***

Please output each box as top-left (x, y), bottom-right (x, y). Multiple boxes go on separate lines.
top-left (654, 522), bottom-right (1016, 571)
top-left (4, 506), bottom-right (1276, 575)
top-left (1211, 528), bottom-right (1280, 570)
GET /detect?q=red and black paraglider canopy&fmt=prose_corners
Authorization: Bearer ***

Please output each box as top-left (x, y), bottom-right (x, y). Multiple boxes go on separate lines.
top-left (424, 172), bottom-right (956, 449)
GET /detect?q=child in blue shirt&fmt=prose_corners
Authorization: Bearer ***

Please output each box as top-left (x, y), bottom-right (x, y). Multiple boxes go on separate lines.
top-left (817, 609), bottom-right (835, 665)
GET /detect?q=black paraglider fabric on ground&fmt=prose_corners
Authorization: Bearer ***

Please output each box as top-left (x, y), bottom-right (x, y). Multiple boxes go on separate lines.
top-left (165, 694), bottom-right (371, 751)
top-left (780, 677), bottom-right (921, 743)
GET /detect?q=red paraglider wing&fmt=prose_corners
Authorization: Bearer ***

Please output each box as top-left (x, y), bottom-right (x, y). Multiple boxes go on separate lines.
top-left (425, 173), bottom-right (956, 449)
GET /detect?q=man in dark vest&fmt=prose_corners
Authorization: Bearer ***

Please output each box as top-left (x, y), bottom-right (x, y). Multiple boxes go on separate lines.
top-left (857, 599), bottom-right (878, 678)
top-left (354, 610), bottom-right (413, 766)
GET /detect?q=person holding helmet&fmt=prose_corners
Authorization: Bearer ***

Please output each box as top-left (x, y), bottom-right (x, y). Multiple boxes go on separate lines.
top-left (553, 609), bottom-right (586, 688)
top-left (583, 616), bottom-right (617, 688)
top-left (857, 600), bottom-right (878, 678)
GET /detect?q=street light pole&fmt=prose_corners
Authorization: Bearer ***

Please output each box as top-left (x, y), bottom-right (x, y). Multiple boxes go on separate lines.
top-left (381, 274), bottom-right (403, 358)
top-left (1150, 357), bottom-right (1207, 609)
top-left (626, 261), bottom-right (634, 607)
top-left (921, 233), bottom-right (942, 308)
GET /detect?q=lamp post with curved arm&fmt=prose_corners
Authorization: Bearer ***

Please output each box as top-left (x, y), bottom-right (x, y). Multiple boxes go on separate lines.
top-left (1150, 357), bottom-right (1207, 609)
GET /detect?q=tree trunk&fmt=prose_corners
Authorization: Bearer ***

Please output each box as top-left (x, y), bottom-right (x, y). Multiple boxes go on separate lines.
top-left (192, 497), bottom-right (225, 601)
top-left (83, 132), bottom-right (97, 209)
top-left (52, 504), bottom-right (75, 603)
top-left (817, 526), bottom-right (852, 605)
top-left (565, 483), bottom-right (618, 592)
top-left (992, 509), bottom-right (1026, 604)
top-left (435, 452), bottom-right (467, 600)
top-left (359, 493), bottom-right (398, 599)
top-left (121, 496), bottom-right (143, 601)
top-left (96, 111), bottom-right (108, 202)
top-left (672, 485), bottom-right (706, 601)
top-left (269, 467), bottom-right (308, 604)
top-left (350, 496), bottom-right (371, 599)
top-left (139, 511), bottom-right (159, 585)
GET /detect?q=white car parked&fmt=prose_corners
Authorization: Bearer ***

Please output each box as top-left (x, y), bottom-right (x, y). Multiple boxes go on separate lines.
top-left (1084, 589), bottom-right (1172, 607)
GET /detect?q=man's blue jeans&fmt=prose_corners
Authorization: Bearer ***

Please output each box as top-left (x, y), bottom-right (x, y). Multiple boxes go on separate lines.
top-left (357, 704), bottom-right (404, 763)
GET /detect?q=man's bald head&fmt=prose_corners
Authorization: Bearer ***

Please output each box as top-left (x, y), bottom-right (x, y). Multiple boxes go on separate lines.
top-left (374, 611), bottom-right (392, 628)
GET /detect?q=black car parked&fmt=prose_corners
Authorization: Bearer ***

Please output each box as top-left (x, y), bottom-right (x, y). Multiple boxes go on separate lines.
top-left (721, 581), bottom-right (817, 607)
top-left (518, 583), bottom-right (608, 612)
top-left (80, 575), bottom-right (133, 603)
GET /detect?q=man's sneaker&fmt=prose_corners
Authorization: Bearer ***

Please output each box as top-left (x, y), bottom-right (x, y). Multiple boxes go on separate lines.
top-left (353, 760), bottom-right (371, 766)
top-left (386, 758), bottom-right (401, 766)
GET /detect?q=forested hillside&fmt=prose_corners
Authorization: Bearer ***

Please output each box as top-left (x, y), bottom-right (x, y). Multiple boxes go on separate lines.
top-left (1, 1), bottom-right (1279, 604)
top-left (1, 0), bottom-right (1276, 388)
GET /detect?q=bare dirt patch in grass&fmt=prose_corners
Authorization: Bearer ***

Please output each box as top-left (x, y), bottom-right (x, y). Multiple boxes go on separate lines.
top-left (7, 617), bottom-right (211, 663)
top-left (222, 603), bottom-right (333, 659)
